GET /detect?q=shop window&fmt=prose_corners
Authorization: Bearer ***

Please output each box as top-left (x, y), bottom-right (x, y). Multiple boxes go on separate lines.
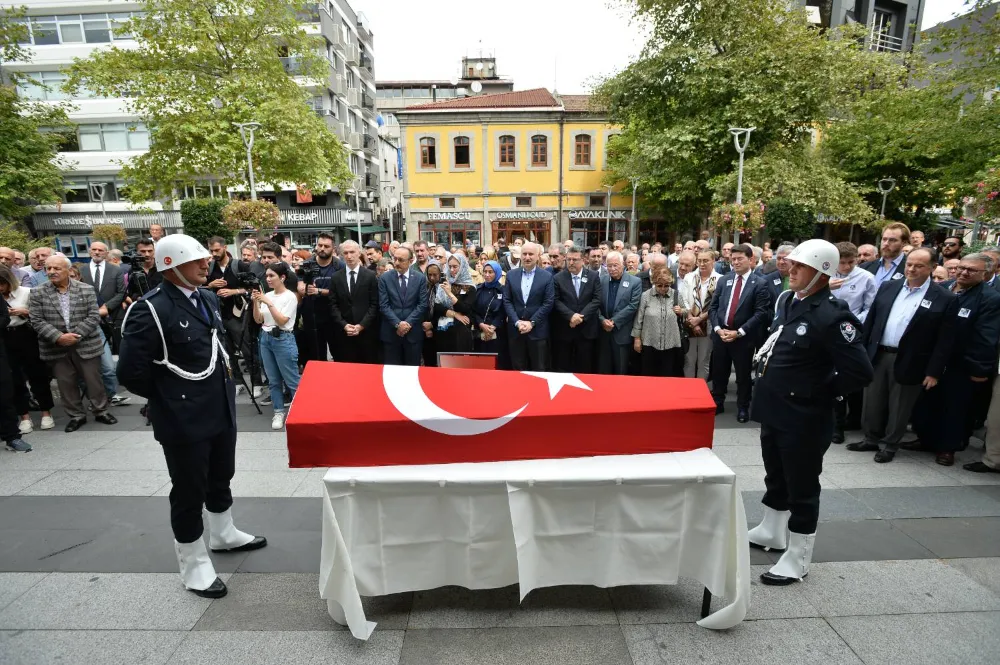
top-left (531, 135), bottom-right (547, 167)
top-left (575, 134), bottom-right (592, 166)
top-left (420, 137), bottom-right (436, 168)
top-left (589, 195), bottom-right (606, 207)
top-left (439, 197), bottom-right (456, 208)
top-left (419, 222), bottom-right (481, 248)
top-left (515, 196), bottom-right (531, 207)
top-left (499, 135), bottom-right (516, 167)
top-left (492, 221), bottom-right (550, 249)
top-left (453, 137), bottom-right (470, 168)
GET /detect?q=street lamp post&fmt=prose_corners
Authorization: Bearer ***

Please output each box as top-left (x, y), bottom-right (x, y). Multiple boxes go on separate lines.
top-left (604, 184), bottom-right (615, 242)
top-left (89, 182), bottom-right (108, 222)
top-left (628, 176), bottom-right (640, 247)
top-left (877, 177), bottom-right (896, 219)
top-left (729, 127), bottom-right (755, 245)
top-left (235, 122), bottom-right (261, 201)
top-left (381, 181), bottom-right (397, 244)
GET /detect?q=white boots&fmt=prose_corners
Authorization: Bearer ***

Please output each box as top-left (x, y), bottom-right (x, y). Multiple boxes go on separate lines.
top-left (761, 532), bottom-right (816, 586)
top-left (205, 507), bottom-right (268, 553)
top-left (748, 506), bottom-right (791, 552)
top-left (174, 538), bottom-right (227, 598)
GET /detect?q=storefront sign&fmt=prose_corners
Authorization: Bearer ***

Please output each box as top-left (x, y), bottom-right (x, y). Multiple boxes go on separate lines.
top-left (568, 210), bottom-right (629, 220)
top-left (427, 212), bottom-right (474, 221)
top-left (494, 211), bottom-right (551, 220)
top-left (33, 211), bottom-right (181, 232)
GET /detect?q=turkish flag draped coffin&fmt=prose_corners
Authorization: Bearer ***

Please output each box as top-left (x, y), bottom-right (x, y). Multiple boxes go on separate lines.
top-left (285, 362), bottom-right (716, 468)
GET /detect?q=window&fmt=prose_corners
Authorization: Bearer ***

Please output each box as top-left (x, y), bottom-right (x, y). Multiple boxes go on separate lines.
top-left (17, 71), bottom-right (72, 101)
top-left (439, 197), bottom-right (456, 208)
top-left (21, 12), bottom-right (141, 45)
top-left (453, 137), bottom-right (470, 168)
top-left (499, 135), bottom-right (515, 167)
top-left (589, 195), bottom-right (606, 207)
top-left (531, 135), bottom-right (547, 167)
top-left (575, 134), bottom-right (592, 166)
top-left (73, 122), bottom-right (150, 151)
top-left (83, 16), bottom-right (111, 43)
top-left (420, 137), bottom-right (436, 168)
top-left (515, 196), bottom-right (531, 207)
top-left (419, 222), bottom-right (481, 248)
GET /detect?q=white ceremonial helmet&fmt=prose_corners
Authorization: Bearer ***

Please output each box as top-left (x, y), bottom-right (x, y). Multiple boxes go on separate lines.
top-left (785, 239), bottom-right (840, 293)
top-left (155, 234), bottom-right (211, 287)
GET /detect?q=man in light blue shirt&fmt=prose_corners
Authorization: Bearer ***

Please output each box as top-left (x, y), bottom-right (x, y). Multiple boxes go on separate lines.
top-left (865, 222), bottom-right (908, 287)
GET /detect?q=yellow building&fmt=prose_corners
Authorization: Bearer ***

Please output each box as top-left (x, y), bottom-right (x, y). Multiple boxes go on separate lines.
top-left (396, 89), bottom-right (635, 248)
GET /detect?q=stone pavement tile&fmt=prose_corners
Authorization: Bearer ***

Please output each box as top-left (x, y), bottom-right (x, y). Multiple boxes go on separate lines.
top-left (0, 496), bottom-right (163, 530)
top-left (712, 428), bottom-right (761, 447)
top-left (713, 445), bottom-right (766, 467)
top-left (399, 625), bottom-right (632, 665)
top-left (944, 557), bottom-right (1000, 596)
top-left (801, 559), bottom-right (1000, 616)
top-left (0, 630), bottom-right (186, 665)
top-left (291, 468), bottom-right (329, 497)
top-left (0, 528), bottom-right (108, 572)
top-left (18, 469), bottom-right (170, 496)
top-left (155, 470), bottom-right (308, 498)
top-left (235, 448), bottom-right (292, 471)
top-left (730, 465), bottom-right (836, 492)
top-left (743, 490), bottom-right (880, 525)
top-left (228, 498), bottom-right (322, 533)
top-left (847, 486), bottom-right (1000, 519)
top-left (0, 444), bottom-right (108, 470)
top-left (167, 630), bottom-right (404, 665)
top-left (828, 612), bottom-right (1000, 665)
top-left (612, 565), bottom-right (819, 624)
top-left (237, 531), bottom-right (321, 573)
top-left (891, 516), bottom-right (1000, 558)
top-left (821, 460), bottom-right (960, 488)
top-left (811, 520), bottom-right (935, 562)
top-left (68, 447), bottom-right (168, 470)
top-left (0, 572), bottom-right (217, 630)
top-left (26, 429), bottom-right (129, 446)
top-left (0, 573), bottom-right (47, 610)
top-left (622, 618), bottom-right (862, 665)
top-left (235, 432), bottom-right (290, 450)
top-left (0, 469), bottom-right (54, 496)
top-left (193, 573), bottom-right (411, 631)
top-left (408, 584), bottom-right (616, 629)
top-left (928, 461), bottom-right (1000, 486)
top-left (973, 485), bottom-right (1000, 502)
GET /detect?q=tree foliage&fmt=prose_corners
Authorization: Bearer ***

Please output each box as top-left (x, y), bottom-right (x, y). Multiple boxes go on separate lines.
top-left (180, 198), bottom-right (234, 244)
top-left (0, 6), bottom-right (71, 221)
top-left (0, 220), bottom-right (53, 253)
top-left (66, 0), bottom-right (353, 204)
top-left (761, 198), bottom-right (816, 244)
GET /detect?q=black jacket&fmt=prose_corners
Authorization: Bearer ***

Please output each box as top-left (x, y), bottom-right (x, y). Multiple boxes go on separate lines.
top-left (708, 270), bottom-right (771, 337)
top-left (861, 279), bottom-right (957, 384)
top-left (207, 255), bottom-right (242, 320)
top-left (552, 268), bottom-right (601, 340)
top-left (329, 263), bottom-right (379, 334)
top-left (118, 281), bottom-right (236, 443)
top-left (948, 281), bottom-right (1000, 378)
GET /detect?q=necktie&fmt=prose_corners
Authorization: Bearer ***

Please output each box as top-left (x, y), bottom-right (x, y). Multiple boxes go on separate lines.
top-left (398, 273), bottom-right (407, 300)
top-left (573, 274), bottom-right (580, 298)
top-left (349, 270), bottom-right (356, 294)
top-left (94, 263), bottom-right (102, 291)
top-left (726, 275), bottom-right (743, 328)
top-left (191, 292), bottom-right (208, 320)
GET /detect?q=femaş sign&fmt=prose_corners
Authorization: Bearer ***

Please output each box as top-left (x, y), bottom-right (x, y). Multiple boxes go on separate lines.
top-left (427, 212), bottom-right (475, 221)
top-left (568, 210), bottom-right (629, 220)
top-left (494, 211), bottom-right (551, 220)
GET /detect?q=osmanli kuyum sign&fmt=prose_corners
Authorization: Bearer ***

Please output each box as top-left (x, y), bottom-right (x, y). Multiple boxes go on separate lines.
top-left (493, 211), bottom-right (550, 220)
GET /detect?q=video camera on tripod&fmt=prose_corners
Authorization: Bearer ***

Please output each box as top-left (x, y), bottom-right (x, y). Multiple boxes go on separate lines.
top-left (296, 259), bottom-right (321, 286)
top-left (236, 271), bottom-right (262, 292)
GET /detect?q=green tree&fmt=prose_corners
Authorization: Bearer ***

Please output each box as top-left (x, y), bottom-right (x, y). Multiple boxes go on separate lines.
top-left (0, 220), bottom-right (53, 253)
top-left (180, 198), bottom-right (234, 244)
top-left (0, 6), bottom-right (71, 221)
top-left (66, 0), bottom-right (353, 204)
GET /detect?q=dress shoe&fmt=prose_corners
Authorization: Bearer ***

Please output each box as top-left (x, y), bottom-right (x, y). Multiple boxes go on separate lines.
top-left (188, 577), bottom-right (227, 599)
top-left (715, 403), bottom-right (724, 415)
top-left (935, 452), bottom-right (955, 466)
top-left (831, 429), bottom-right (845, 444)
top-left (901, 440), bottom-right (930, 452)
top-left (874, 450), bottom-right (895, 463)
top-left (64, 417), bottom-right (87, 433)
top-left (737, 408), bottom-right (750, 423)
top-left (963, 461), bottom-right (1000, 474)
top-left (211, 536), bottom-right (267, 554)
top-left (94, 413), bottom-right (118, 425)
top-left (846, 441), bottom-right (879, 452)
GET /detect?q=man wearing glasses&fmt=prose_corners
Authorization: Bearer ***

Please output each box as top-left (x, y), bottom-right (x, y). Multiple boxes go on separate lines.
top-left (938, 236), bottom-right (963, 266)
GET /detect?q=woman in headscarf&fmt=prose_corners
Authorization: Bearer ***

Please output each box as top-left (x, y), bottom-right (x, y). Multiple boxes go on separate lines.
top-left (435, 253), bottom-right (477, 354)
top-left (421, 261), bottom-right (449, 367)
top-left (472, 259), bottom-right (506, 360)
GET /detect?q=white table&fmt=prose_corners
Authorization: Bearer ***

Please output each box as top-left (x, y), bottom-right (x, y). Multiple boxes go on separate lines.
top-left (319, 448), bottom-right (751, 639)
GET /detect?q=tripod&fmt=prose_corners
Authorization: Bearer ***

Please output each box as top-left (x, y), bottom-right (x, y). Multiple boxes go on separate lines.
top-left (232, 298), bottom-right (262, 415)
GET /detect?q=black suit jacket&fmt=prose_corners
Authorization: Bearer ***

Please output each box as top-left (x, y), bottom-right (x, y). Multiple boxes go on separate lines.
top-left (707, 271), bottom-right (771, 337)
top-left (80, 260), bottom-right (126, 314)
top-left (861, 279), bottom-right (957, 384)
top-left (949, 281), bottom-right (1000, 377)
top-left (552, 268), bottom-right (601, 340)
top-left (329, 264), bottom-right (379, 334)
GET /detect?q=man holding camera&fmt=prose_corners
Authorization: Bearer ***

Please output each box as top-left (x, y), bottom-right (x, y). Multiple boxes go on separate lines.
top-left (125, 239), bottom-right (162, 303)
top-left (207, 237), bottom-right (262, 396)
top-left (303, 232), bottom-right (344, 361)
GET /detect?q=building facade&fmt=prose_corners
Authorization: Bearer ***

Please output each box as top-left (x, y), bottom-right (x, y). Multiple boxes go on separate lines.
top-left (802, 0), bottom-right (925, 52)
top-left (397, 89), bottom-right (638, 249)
top-left (3, 0), bottom-right (382, 254)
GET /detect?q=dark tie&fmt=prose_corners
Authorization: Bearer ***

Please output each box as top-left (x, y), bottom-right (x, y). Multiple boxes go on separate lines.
top-left (726, 275), bottom-right (743, 328)
top-left (94, 263), bottom-right (104, 306)
top-left (191, 292), bottom-right (208, 320)
top-left (350, 270), bottom-right (357, 294)
top-left (398, 273), bottom-right (407, 300)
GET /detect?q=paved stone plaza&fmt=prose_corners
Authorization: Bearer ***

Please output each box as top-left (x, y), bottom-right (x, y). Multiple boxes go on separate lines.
top-left (1, 391), bottom-right (999, 665)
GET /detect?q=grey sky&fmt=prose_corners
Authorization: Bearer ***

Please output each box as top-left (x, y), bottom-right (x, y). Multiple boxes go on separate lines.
top-left (355, 0), bottom-right (978, 94)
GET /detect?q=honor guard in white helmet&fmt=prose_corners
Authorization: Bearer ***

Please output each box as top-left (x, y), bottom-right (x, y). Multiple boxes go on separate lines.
top-left (118, 234), bottom-right (266, 599)
top-left (747, 239), bottom-right (873, 585)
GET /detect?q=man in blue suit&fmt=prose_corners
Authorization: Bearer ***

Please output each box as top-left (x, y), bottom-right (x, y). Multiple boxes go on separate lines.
top-left (598, 251), bottom-right (642, 375)
top-left (503, 242), bottom-right (554, 370)
top-left (378, 247), bottom-right (427, 366)
top-left (708, 244), bottom-right (771, 421)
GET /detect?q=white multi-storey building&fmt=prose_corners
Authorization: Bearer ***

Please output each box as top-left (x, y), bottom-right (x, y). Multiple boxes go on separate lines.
top-left (3, 1), bottom-right (393, 254)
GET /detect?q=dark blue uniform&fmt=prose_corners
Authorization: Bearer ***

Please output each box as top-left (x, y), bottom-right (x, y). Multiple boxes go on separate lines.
top-left (118, 280), bottom-right (238, 543)
top-left (751, 287), bottom-right (874, 534)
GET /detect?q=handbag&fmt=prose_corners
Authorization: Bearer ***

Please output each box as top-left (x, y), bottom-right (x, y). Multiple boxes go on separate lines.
top-left (673, 286), bottom-right (690, 355)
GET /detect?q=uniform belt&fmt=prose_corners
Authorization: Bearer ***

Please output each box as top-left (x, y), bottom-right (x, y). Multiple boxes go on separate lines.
top-left (878, 345), bottom-right (898, 354)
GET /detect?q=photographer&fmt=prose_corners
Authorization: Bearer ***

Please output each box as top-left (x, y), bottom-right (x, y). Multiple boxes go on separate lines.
top-left (206, 237), bottom-right (263, 395)
top-left (124, 239), bottom-right (162, 303)
top-left (304, 233), bottom-right (343, 361)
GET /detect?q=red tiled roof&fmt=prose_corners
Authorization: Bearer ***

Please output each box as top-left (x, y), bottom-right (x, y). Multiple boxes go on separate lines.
top-left (560, 94), bottom-right (603, 112)
top-left (402, 88), bottom-right (560, 111)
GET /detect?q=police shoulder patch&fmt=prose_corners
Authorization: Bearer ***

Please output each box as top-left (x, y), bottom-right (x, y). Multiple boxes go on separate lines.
top-left (840, 321), bottom-right (858, 343)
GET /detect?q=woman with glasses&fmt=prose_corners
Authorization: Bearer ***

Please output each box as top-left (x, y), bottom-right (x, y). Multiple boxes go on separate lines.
top-left (251, 262), bottom-right (300, 430)
top-left (435, 254), bottom-right (477, 355)
top-left (631, 265), bottom-right (686, 377)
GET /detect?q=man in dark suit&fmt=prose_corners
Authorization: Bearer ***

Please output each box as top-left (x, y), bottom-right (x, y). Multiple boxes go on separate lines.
top-left (848, 249), bottom-right (956, 463)
top-left (503, 242), bottom-right (555, 371)
top-left (329, 240), bottom-right (379, 363)
top-left (378, 246), bottom-right (427, 366)
top-left (551, 246), bottom-right (601, 373)
top-left (597, 251), bottom-right (642, 375)
top-left (861, 222), bottom-right (908, 288)
top-left (80, 240), bottom-right (129, 403)
top-left (708, 243), bottom-right (771, 421)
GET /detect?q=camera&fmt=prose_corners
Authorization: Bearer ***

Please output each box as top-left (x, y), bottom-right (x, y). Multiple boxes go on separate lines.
top-left (236, 271), bottom-right (261, 291)
top-left (121, 250), bottom-right (145, 271)
top-left (296, 259), bottom-right (321, 286)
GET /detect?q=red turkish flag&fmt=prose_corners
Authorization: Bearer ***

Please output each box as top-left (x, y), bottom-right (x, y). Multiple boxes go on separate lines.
top-left (296, 185), bottom-right (312, 204)
top-left (285, 362), bottom-right (715, 468)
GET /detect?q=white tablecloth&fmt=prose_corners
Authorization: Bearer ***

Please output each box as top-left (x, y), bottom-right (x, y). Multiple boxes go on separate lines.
top-left (319, 448), bottom-right (751, 639)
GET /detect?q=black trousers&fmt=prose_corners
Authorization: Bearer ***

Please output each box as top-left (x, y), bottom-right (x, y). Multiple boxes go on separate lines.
top-left (384, 339), bottom-right (422, 366)
top-left (598, 335), bottom-right (630, 375)
top-left (0, 337), bottom-right (20, 442)
top-left (641, 346), bottom-right (684, 377)
top-left (971, 376), bottom-right (996, 429)
top-left (160, 428), bottom-right (237, 543)
top-left (4, 325), bottom-right (54, 415)
top-left (552, 337), bottom-right (594, 374)
top-left (760, 423), bottom-right (830, 534)
top-left (315, 317), bottom-right (339, 362)
top-left (834, 389), bottom-right (864, 430)
top-left (509, 335), bottom-right (549, 371)
top-left (335, 332), bottom-right (377, 364)
top-left (710, 333), bottom-right (753, 409)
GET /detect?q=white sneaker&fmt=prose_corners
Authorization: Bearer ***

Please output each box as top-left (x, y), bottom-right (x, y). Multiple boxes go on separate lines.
top-left (40, 416), bottom-right (55, 430)
top-left (252, 386), bottom-right (265, 399)
top-left (18, 419), bottom-right (34, 435)
top-left (271, 412), bottom-right (285, 430)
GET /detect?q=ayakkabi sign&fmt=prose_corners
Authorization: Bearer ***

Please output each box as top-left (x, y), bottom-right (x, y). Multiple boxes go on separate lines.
top-left (568, 210), bottom-right (629, 220)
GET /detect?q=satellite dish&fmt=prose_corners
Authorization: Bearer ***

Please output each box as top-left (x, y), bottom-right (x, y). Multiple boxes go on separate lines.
top-left (457, 87), bottom-right (467, 96)
top-left (390, 197), bottom-right (398, 207)
top-left (475, 62), bottom-right (484, 71)
top-left (449, 76), bottom-right (459, 86)
top-left (471, 81), bottom-right (483, 93)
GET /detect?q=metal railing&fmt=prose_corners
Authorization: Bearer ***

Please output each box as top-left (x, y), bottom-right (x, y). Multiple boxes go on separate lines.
top-left (361, 92), bottom-right (375, 110)
top-left (346, 87), bottom-right (361, 108)
top-left (348, 132), bottom-right (363, 150)
top-left (362, 133), bottom-right (377, 154)
top-left (365, 171), bottom-right (379, 188)
top-left (279, 56), bottom-right (305, 75)
top-left (344, 42), bottom-right (359, 64)
top-left (869, 21), bottom-right (904, 52)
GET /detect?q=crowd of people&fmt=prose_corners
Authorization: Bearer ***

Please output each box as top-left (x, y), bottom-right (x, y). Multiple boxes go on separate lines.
top-left (2, 222), bottom-right (999, 478)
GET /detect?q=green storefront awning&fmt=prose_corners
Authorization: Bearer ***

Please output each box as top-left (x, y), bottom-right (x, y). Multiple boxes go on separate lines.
top-left (358, 225), bottom-right (387, 233)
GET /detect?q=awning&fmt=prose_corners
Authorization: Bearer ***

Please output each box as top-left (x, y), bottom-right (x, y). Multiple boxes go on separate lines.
top-left (358, 225), bottom-right (387, 233)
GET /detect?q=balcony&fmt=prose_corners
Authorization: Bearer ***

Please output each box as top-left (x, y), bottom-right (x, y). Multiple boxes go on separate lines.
top-left (362, 133), bottom-right (377, 155)
top-left (346, 87), bottom-right (361, 108)
top-left (344, 42), bottom-right (359, 65)
top-left (348, 132), bottom-right (363, 150)
top-left (365, 171), bottom-right (379, 188)
top-left (868, 16), bottom-right (904, 52)
top-left (319, 9), bottom-right (346, 52)
top-left (327, 118), bottom-right (347, 141)
top-left (327, 71), bottom-right (345, 96)
top-left (280, 56), bottom-right (306, 76)
top-left (296, 3), bottom-right (320, 23)
top-left (359, 53), bottom-right (374, 78)
top-left (361, 92), bottom-right (375, 111)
